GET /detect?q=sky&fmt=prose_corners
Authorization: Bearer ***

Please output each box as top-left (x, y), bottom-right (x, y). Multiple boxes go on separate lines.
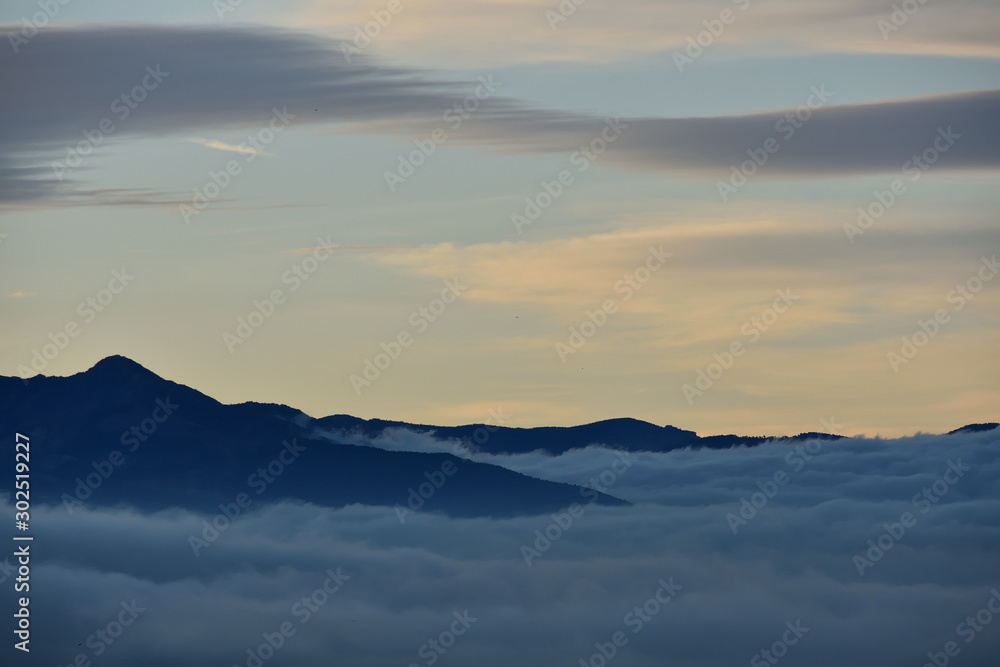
top-left (1, 0), bottom-right (999, 437)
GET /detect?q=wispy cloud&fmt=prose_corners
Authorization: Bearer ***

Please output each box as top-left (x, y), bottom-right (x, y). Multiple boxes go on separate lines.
top-left (287, 0), bottom-right (1000, 66)
top-left (3, 26), bottom-right (997, 206)
top-left (187, 137), bottom-right (270, 156)
top-left (284, 244), bottom-right (424, 255)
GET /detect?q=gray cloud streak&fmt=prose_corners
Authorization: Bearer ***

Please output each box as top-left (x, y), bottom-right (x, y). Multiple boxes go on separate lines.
top-left (2, 26), bottom-right (999, 206)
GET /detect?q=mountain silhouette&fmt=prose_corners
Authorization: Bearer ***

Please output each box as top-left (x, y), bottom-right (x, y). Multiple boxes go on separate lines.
top-left (1, 356), bottom-right (630, 517)
top-left (2, 356), bottom-right (992, 518)
top-left (317, 414), bottom-right (849, 455)
top-left (947, 422), bottom-right (999, 435)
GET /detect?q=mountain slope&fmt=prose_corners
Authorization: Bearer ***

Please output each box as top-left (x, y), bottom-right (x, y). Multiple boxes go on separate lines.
top-left (4, 356), bottom-right (991, 518)
top-left (0, 356), bottom-right (628, 517)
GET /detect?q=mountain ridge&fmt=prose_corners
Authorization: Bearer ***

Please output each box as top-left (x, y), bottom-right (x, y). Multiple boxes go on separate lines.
top-left (9, 355), bottom-right (996, 455)
top-left (1, 356), bottom-right (632, 518)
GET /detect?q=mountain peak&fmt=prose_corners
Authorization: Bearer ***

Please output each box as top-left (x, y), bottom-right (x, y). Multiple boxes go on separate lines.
top-left (86, 355), bottom-right (157, 378)
top-left (948, 422), bottom-right (999, 435)
top-left (91, 354), bottom-right (144, 368)
top-left (74, 356), bottom-right (178, 396)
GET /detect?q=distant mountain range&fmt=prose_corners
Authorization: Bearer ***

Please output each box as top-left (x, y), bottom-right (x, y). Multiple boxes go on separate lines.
top-left (317, 414), bottom-right (845, 456)
top-left (1, 356), bottom-right (995, 518)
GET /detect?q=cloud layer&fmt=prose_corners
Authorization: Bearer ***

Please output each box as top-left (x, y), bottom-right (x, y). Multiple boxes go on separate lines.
top-left (286, 0), bottom-right (1000, 66)
top-left (3, 25), bottom-right (998, 205)
top-left (7, 429), bottom-right (999, 666)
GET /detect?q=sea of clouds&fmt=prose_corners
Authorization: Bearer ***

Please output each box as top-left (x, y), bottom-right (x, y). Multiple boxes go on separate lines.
top-left (7, 428), bottom-right (999, 666)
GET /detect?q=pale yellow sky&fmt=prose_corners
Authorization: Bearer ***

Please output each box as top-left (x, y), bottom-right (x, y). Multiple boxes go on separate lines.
top-left (1, 4), bottom-right (997, 438)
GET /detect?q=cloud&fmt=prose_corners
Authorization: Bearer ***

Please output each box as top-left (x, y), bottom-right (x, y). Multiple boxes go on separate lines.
top-left (343, 222), bottom-right (999, 436)
top-left (433, 88), bottom-right (1000, 178)
top-left (11, 429), bottom-right (1000, 666)
top-left (361, 222), bottom-right (1000, 325)
top-left (2, 25), bottom-right (998, 206)
top-left (286, 0), bottom-right (1000, 66)
top-left (187, 138), bottom-right (271, 156)
top-left (0, 25), bottom-right (474, 205)
top-left (283, 244), bottom-right (423, 254)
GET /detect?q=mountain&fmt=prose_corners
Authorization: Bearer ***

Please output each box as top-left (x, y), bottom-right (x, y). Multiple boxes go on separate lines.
top-left (315, 414), bottom-right (703, 455)
top-left (315, 414), bottom-right (851, 454)
top-left (948, 422), bottom-right (1000, 435)
top-left (0, 356), bottom-right (627, 518)
top-left (2, 356), bottom-right (991, 519)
